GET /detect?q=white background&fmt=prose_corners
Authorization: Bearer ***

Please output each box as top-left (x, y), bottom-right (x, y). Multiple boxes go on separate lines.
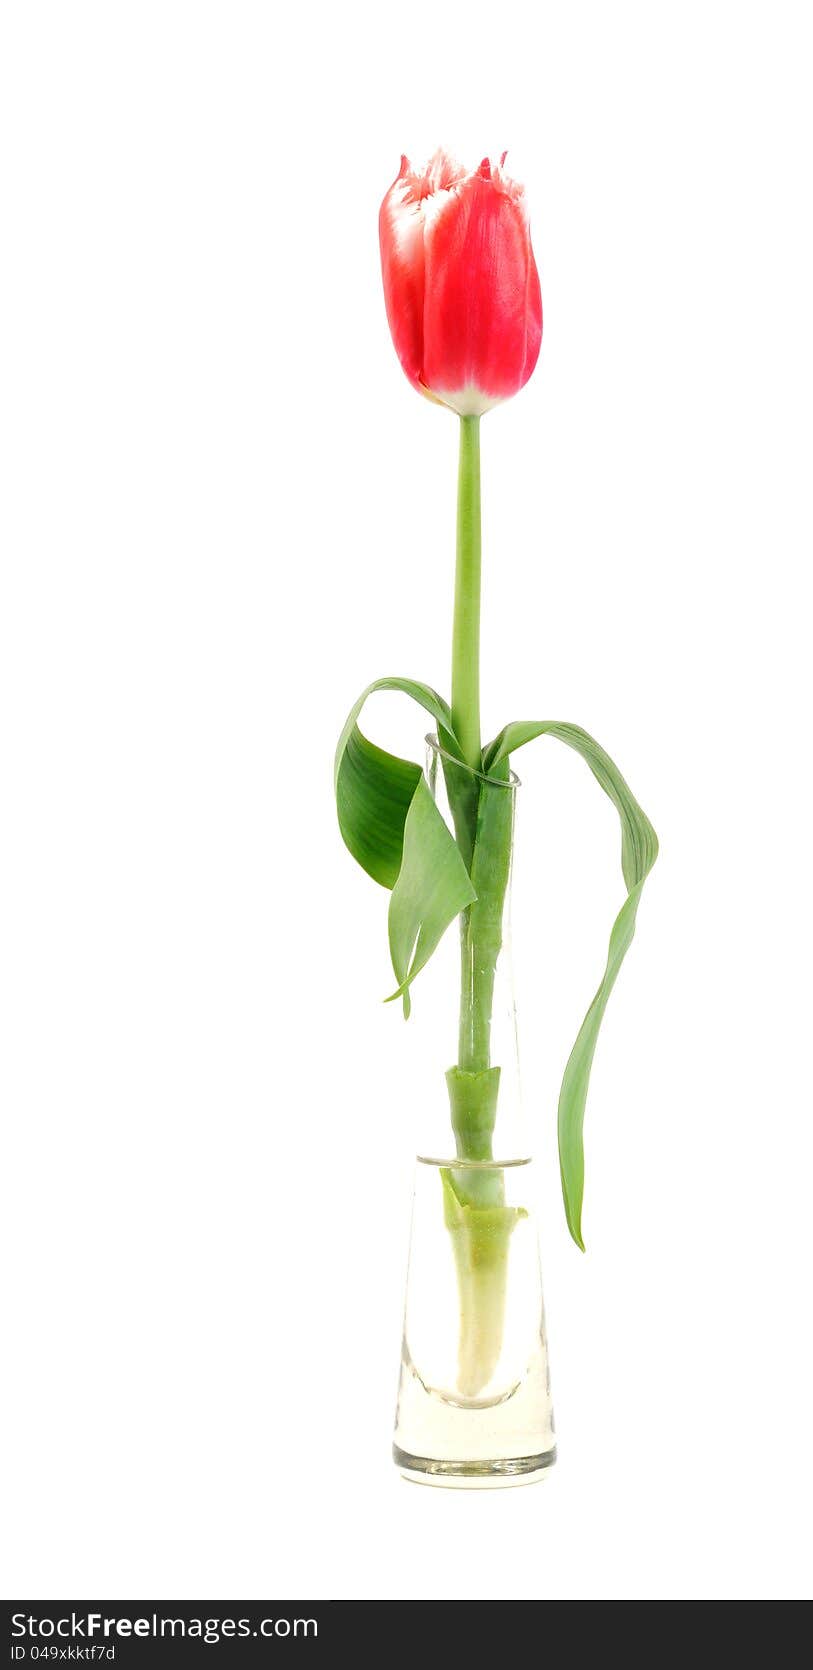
top-left (1, 0), bottom-right (811, 1602)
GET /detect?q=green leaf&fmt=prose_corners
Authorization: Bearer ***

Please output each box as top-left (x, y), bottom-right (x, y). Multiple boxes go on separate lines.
top-left (334, 678), bottom-right (457, 889)
top-left (337, 728), bottom-right (421, 890)
top-left (387, 775), bottom-right (476, 1017)
top-left (335, 679), bottom-right (472, 1011)
top-left (484, 721), bottom-right (658, 1249)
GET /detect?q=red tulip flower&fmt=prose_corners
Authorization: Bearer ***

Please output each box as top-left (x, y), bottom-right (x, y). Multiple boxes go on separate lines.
top-left (379, 150), bottom-right (542, 416)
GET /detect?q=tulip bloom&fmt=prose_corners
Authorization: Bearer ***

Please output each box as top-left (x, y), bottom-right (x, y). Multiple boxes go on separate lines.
top-left (379, 150), bottom-right (542, 417)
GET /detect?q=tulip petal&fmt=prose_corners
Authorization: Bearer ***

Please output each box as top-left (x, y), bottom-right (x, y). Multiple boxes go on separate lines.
top-left (422, 171), bottom-right (542, 413)
top-left (379, 166), bottom-right (427, 393)
top-left (379, 151), bottom-right (542, 414)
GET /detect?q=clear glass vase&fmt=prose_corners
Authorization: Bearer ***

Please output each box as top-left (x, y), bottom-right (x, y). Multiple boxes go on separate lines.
top-left (392, 738), bottom-right (556, 1486)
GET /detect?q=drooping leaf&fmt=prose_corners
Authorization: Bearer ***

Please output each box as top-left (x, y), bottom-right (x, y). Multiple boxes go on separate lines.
top-left (484, 720), bottom-right (658, 1249)
top-left (334, 678), bottom-right (458, 889)
top-left (334, 679), bottom-right (472, 1009)
top-left (337, 728), bottom-right (421, 889)
top-left (387, 774), bottom-right (476, 1017)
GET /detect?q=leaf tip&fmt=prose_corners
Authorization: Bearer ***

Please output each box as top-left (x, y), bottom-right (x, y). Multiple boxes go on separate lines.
top-left (561, 1166), bottom-right (586, 1250)
top-left (383, 985), bottom-right (412, 1018)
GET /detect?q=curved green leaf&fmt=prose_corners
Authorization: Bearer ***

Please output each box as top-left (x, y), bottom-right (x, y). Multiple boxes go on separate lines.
top-left (387, 775), bottom-right (476, 1017)
top-left (335, 679), bottom-right (471, 1010)
top-left (337, 728), bottom-right (421, 890)
top-left (334, 678), bottom-right (458, 888)
top-left (484, 720), bottom-right (658, 1249)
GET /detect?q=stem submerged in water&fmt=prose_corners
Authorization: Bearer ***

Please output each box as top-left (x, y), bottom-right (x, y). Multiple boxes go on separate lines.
top-left (441, 1168), bottom-right (526, 1399)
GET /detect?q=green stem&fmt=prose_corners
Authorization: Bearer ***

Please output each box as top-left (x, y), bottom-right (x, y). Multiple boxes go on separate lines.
top-left (444, 416), bottom-right (519, 1395)
top-left (449, 415), bottom-right (485, 1084)
top-left (451, 415), bottom-right (482, 773)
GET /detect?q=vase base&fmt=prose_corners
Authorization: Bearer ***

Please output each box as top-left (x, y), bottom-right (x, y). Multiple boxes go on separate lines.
top-left (393, 1443), bottom-right (556, 1489)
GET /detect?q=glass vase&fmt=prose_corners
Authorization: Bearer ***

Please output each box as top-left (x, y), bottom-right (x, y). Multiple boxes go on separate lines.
top-left (392, 738), bottom-right (556, 1486)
